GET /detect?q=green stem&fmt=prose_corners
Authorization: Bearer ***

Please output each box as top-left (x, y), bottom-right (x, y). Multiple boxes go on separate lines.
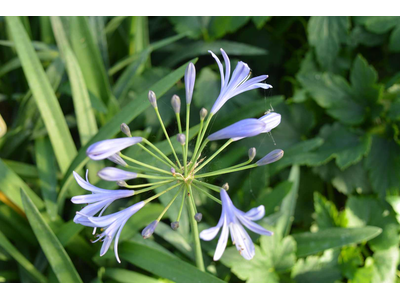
top-left (192, 183), bottom-right (221, 204)
top-left (157, 186), bottom-right (183, 221)
top-left (135, 181), bottom-right (174, 195)
top-left (194, 163), bottom-right (258, 179)
top-left (186, 185), bottom-right (205, 271)
top-left (193, 179), bottom-right (221, 192)
top-left (143, 183), bottom-right (181, 204)
top-left (121, 153), bottom-right (171, 175)
top-left (190, 113), bottom-right (213, 167)
top-left (142, 138), bottom-right (177, 169)
top-left (137, 143), bottom-right (174, 168)
top-left (154, 108), bottom-right (182, 168)
top-left (188, 139), bottom-right (209, 172)
top-left (176, 188), bottom-right (186, 222)
top-left (184, 104), bottom-right (190, 176)
top-left (176, 113), bottom-right (182, 134)
top-left (126, 180), bottom-right (173, 189)
top-left (194, 139), bottom-right (233, 174)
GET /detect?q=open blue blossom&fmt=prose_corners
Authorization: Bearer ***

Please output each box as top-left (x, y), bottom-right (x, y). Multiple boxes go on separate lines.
top-left (233, 112), bottom-right (281, 141)
top-left (185, 62), bottom-right (196, 104)
top-left (256, 149), bottom-right (284, 166)
top-left (200, 189), bottom-right (273, 261)
top-left (97, 167), bottom-right (138, 182)
top-left (208, 118), bottom-right (267, 141)
top-left (209, 49), bottom-right (272, 114)
top-left (86, 137), bottom-right (142, 161)
top-left (78, 201), bottom-right (145, 263)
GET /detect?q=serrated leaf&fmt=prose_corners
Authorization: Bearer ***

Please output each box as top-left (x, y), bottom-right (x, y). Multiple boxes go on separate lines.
top-left (389, 24), bottom-right (400, 52)
top-left (365, 136), bottom-right (400, 197)
top-left (20, 189), bottom-right (82, 283)
top-left (293, 226), bottom-right (382, 257)
top-left (314, 192), bottom-right (340, 228)
top-left (308, 17), bottom-right (349, 71)
top-left (292, 249), bottom-right (342, 283)
top-left (168, 16), bottom-right (209, 39)
top-left (361, 16), bottom-right (400, 34)
top-left (208, 16), bottom-right (250, 39)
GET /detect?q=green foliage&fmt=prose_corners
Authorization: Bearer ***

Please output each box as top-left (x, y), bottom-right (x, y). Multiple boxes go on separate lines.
top-left (1, 16), bottom-right (400, 283)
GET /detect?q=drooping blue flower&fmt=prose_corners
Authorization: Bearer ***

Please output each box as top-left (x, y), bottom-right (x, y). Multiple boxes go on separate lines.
top-left (185, 62), bottom-right (196, 104)
top-left (256, 149), bottom-right (284, 166)
top-left (208, 118), bottom-right (267, 141)
top-left (78, 201), bottom-right (145, 263)
top-left (142, 220), bottom-right (159, 239)
top-left (107, 153), bottom-right (127, 166)
top-left (209, 49), bottom-right (272, 114)
top-left (97, 167), bottom-right (138, 181)
top-left (86, 137), bottom-right (142, 161)
top-left (231, 112), bottom-right (281, 141)
top-left (200, 189), bottom-right (273, 261)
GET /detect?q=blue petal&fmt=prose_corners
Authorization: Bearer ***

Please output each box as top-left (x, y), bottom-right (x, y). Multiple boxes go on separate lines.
top-left (87, 137), bottom-right (142, 161)
top-left (208, 118), bottom-right (266, 141)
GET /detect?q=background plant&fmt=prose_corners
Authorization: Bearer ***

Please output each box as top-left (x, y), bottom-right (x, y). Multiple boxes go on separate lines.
top-left (0, 16), bottom-right (399, 283)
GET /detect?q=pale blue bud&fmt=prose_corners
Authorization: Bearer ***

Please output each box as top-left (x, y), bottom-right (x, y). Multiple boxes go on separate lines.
top-left (98, 167), bottom-right (138, 181)
top-left (256, 149), bottom-right (284, 166)
top-left (185, 63), bottom-right (196, 104)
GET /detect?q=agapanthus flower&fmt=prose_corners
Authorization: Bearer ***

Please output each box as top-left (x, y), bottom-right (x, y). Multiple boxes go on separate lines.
top-left (78, 201), bottom-right (145, 263)
top-left (200, 189), bottom-right (273, 261)
top-left (86, 137), bottom-right (142, 161)
top-left (71, 49), bottom-right (284, 265)
top-left (208, 49), bottom-right (272, 114)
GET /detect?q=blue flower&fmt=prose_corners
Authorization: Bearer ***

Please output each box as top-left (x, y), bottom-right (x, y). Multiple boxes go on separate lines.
top-left (185, 62), bottom-right (196, 104)
top-left (209, 49), bottom-right (272, 114)
top-left (200, 189), bottom-right (273, 261)
top-left (97, 167), bottom-right (138, 181)
top-left (256, 149), bottom-right (284, 166)
top-left (142, 220), bottom-right (159, 239)
top-left (86, 137), bottom-right (142, 161)
top-left (78, 201), bottom-right (145, 263)
top-left (208, 118), bottom-right (267, 141)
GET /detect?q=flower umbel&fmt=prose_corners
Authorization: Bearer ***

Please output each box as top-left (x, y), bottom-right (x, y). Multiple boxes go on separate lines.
top-left (71, 49), bottom-right (283, 266)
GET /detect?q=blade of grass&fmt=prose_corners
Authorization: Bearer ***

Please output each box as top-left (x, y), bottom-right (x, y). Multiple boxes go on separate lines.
top-left (104, 16), bottom-right (128, 36)
top-left (20, 189), bottom-right (82, 283)
top-left (0, 230), bottom-right (47, 283)
top-left (104, 268), bottom-right (159, 283)
top-left (5, 17), bottom-right (78, 176)
top-left (70, 16), bottom-right (112, 105)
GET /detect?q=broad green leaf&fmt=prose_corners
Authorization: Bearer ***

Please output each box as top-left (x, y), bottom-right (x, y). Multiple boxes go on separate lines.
top-left (293, 226), bottom-right (382, 257)
top-left (168, 16), bottom-right (209, 39)
top-left (365, 136), bottom-right (400, 197)
top-left (386, 195), bottom-right (400, 223)
top-left (20, 189), bottom-right (82, 283)
top-left (389, 25), bottom-right (400, 52)
top-left (208, 16), bottom-right (250, 39)
top-left (57, 59), bottom-right (197, 208)
top-left (70, 16), bottom-right (112, 105)
top-left (5, 17), bottom-right (78, 175)
top-left (0, 230), bottom-right (47, 283)
top-left (339, 246), bottom-right (364, 280)
top-left (220, 231), bottom-right (296, 283)
top-left (308, 16), bottom-right (349, 71)
top-left (104, 268), bottom-right (159, 283)
top-left (357, 16), bottom-right (400, 34)
top-left (303, 123), bottom-right (371, 170)
top-left (350, 25), bottom-right (386, 47)
top-left (345, 196), bottom-right (399, 251)
top-left (165, 40), bottom-right (268, 67)
top-left (276, 165), bottom-right (300, 237)
top-left (252, 16), bottom-right (272, 29)
top-left (257, 181), bottom-right (293, 216)
top-left (314, 192), bottom-right (341, 229)
top-left (119, 241), bottom-right (224, 283)
top-left (35, 137), bottom-right (58, 220)
top-left (292, 249), bottom-right (342, 283)
top-left (2, 159), bottom-right (38, 178)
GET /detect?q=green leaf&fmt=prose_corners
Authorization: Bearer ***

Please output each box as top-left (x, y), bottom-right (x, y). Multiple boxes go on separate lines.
top-left (276, 165), bottom-right (300, 237)
top-left (360, 16), bottom-right (400, 34)
top-left (345, 196), bottom-right (399, 251)
top-left (35, 137), bottom-right (58, 220)
top-left (339, 246), bottom-right (364, 280)
top-left (365, 136), bottom-right (400, 197)
top-left (5, 16), bottom-right (78, 176)
top-left (119, 241), bottom-right (223, 283)
top-left (220, 231), bottom-right (296, 283)
top-left (168, 16), bottom-right (209, 39)
top-left (313, 192), bottom-right (341, 229)
top-left (165, 40), bottom-right (268, 67)
top-left (303, 123), bottom-right (371, 169)
top-left (389, 24), bottom-right (400, 52)
top-left (308, 17), bottom-right (349, 71)
top-left (57, 59), bottom-right (197, 208)
top-left (386, 195), bottom-right (400, 223)
top-left (293, 226), bottom-right (382, 257)
top-left (252, 16), bottom-right (272, 29)
top-left (292, 249), bottom-right (342, 283)
top-left (20, 189), bottom-right (82, 283)
top-left (0, 230), bottom-right (47, 283)
top-left (70, 16), bottom-right (112, 105)
top-left (208, 17), bottom-right (250, 39)
top-left (257, 181), bottom-right (293, 216)
top-left (104, 268), bottom-right (159, 283)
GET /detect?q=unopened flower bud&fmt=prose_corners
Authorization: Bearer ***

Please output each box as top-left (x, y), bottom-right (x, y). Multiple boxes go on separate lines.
top-left (171, 95), bottom-right (181, 114)
top-left (248, 147), bottom-right (256, 161)
top-left (142, 220), bottom-right (159, 239)
top-left (256, 149), bottom-right (284, 166)
top-left (177, 133), bottom-right (186, 145)
top-left (120, 123), bottom-right (131, 137)
top-left (170, 167), bottom-right (176, 174)
top-left (222, 183), bottom-right (229, 191)
top-left (200, 108), bottom-right (208, 120)
top-left (194, 213), bottom-right (202, 222)
top-left (98, 167), bottom-right (138, 181)
top-left (171, 221), bottom-right (179, 230)
top-left (148, 90), bottom-right (157, 108)
top-left (117, 180), bottom-right (128, 187)
top-left (185, 63), bottom-right (196, 104)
